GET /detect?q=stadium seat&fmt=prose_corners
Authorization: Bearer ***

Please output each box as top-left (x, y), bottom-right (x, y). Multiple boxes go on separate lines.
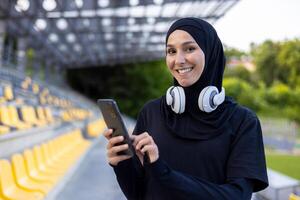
top-left (3, 85), bottom-right (14, 101)
top-left (11, 154), bottom-right (52, 195)
top-left (21, 77), bottom-right (31, 90)
top-left (0, 106), bottom-right (20, 130)
top-left (20, 106), bottom-right (46, 126)
top-left (87, 119), bottom-right (106, 137)
top-left (36, 107), bottom-right (47, 123)
top-left (0, 125), bottom-right (10, 135)
top-left (40, 143), bottom-right (69, 172)
top-left (0, 159), bottom-right (44, 200)
top-left (32, 84), bottom-right (39, 94)
top-left (290, 193), bottom-right (300, 200)
top-left (8, 105), bottom-right (32, 129)
top-left (23, 149), bottom-right (57, 185)
top-left (33, 146), bottom-right (64, 176)
top-left (44, 107), bottom-right (54, 123)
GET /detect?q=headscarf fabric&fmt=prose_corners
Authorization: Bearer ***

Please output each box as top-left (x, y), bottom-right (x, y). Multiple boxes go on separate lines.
top-left (161, 17), bottom-right (237, 140)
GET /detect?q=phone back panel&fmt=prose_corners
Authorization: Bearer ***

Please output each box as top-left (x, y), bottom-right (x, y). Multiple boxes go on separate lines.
top-left (97, 99), bottom-right (134, 156)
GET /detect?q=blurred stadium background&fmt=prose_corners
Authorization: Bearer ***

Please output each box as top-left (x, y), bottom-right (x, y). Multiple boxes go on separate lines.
top-left (0, 0), bottom-right (299, 200)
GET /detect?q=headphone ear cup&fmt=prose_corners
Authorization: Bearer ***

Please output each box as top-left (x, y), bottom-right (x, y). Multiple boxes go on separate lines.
top-left (166, 86), bottom-right (174, 106)
top-left (166, 86), bottom-right (185, 114)
top-left (198, 86), bottom-right (218, 113)
top-left (168, 86), bottom-right (185, 114)
top-left (213, 87), bottom-right (225, 106)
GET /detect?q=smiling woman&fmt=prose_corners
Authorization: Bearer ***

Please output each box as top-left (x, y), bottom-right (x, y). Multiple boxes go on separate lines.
top-left (103, 17), bottom-right (269, 200)
top-left (166, 30), bottom-right (205, 87)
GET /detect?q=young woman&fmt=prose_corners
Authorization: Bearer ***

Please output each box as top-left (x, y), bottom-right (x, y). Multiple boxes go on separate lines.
top-left (104, 18), bottom-right (268, 200)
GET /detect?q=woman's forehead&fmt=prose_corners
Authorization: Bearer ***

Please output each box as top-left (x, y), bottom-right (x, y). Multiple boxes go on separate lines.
top-left (166, 30), bottom-right (197, 45)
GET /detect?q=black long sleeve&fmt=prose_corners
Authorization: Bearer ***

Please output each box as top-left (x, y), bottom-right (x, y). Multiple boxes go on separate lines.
top-left (113, 156), bottom-right (145, 200)
top-left (113, 157), bottom-right (253, 200)
top-left (144, 158), bottom-right (253, 200)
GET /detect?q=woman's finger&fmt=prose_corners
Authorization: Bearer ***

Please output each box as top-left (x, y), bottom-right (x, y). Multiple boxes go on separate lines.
top-left (132, 132), bottom-right (149, 146)
top-left (109, 155), bottom-right (132, 166)
top-left (106, 136), bottom-right (124, 149)
top-left (140, 145), bottom-right (159, 163)
top-left (135, 136), bottom-right (152, 151)
top-left (107, 144), bottom-right (129, 157)
top-left (103, 129), bottom-right (113, 139)
top-left (141, 144), bottom-right (155, 154)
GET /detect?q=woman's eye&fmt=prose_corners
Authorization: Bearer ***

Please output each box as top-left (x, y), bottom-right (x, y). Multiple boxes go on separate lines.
top-left (167, 49), bottom-right (176, 55)
top-left (186, 47), bottom-right (196, 52)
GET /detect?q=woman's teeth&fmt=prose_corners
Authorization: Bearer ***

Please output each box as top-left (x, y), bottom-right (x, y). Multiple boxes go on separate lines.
top-left (178, 67), bottom-right (192, 74)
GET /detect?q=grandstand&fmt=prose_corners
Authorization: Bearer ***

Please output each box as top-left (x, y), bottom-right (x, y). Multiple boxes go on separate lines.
top-left (0, 65), bottom-right (110, 199)
top-left (1, 0), bottom-right (299, 200)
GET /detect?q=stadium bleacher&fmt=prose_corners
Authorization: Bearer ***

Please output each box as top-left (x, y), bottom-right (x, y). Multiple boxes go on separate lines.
top-left (0, 67), bottom-right (106, 199)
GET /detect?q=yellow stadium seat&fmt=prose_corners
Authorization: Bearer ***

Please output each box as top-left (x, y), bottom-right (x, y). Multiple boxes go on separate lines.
top-left (61, 111), bottom-right (72, 121)
top-left (0, 159), bottom-right (44, 200)
top-left (39, 96), bottom-right (47, 105)
top-left (47, 140), bottom-right (75, 168)
top-left (23, 150), bottom-right (57, 185)
top-left (21, 81), bottom-right (28, 90)
top-left (40, 143), bottom-right (69, 172)
top-left (11, 154), bottom-right (52, 195)
top-left (44, 107), bottom-right (54, 123)
top-left (0, 106), bottom-right (31, 130)
top-left (50, 130), bottom-right (89, 165)
top-left (32, 84), bottom-right (39, 94)
top-left (87, 119), bottom-right (106, 137)
top-left (33, 146), bottom-right (64, 177)
top-left (290, 193), bottom-right (300, 200)
top-left (21, 77), bottom-right (31, 90)
top-left (36, 107), bottom-right (48, 124)
top-left (0, 106), bottom-right (19, 130)
top-left (3, 85), bottom-right (13, 101)
top-left (0, 125), bottom-right (10, 135)
top-left (8, 105), bottom-right (32, 129)
top-left (20, 106), bottom-right (46, 126)
top-left (47, 96), bottom-right (53, 104)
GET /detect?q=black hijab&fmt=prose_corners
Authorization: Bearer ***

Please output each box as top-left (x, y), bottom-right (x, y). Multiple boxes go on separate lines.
top-left (161, 17), bottom-right (237, 140)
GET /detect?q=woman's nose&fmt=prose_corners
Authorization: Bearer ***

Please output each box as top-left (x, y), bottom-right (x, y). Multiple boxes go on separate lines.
top-left (175, 52), bottom-right (185, 65)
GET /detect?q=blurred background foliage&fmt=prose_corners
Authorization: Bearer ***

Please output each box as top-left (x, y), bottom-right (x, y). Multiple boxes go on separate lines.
top-left (67, 60), bottom-right (172, 118)
top-left (224, 38), bottom-right (300, 123)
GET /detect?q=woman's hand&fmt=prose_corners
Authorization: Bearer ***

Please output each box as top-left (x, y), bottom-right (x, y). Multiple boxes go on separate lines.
top-left (103, 129), bottom-right (132, 166)
top-left (132, 132), bottom-right (159, 164)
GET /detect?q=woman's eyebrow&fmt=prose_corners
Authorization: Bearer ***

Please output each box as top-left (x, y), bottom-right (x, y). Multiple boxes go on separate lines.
top-left (166, 41), bottom-right (196, 47)
top-left (182, 41), bottom-right (196, 45)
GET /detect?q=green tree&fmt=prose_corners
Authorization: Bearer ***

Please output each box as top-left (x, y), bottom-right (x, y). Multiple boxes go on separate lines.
top-left (251, 40), bottom-right (281, 86)
top-left (117, 60), bottom-right (172, 117)
top-left (67, 60), bottom-right (173, 118)
top-left (224, 64), bottom-right (253, 83)
top-left (223, 77), bottom-right (263, 111)
top-left (277, 39), bottom-right (300, 88)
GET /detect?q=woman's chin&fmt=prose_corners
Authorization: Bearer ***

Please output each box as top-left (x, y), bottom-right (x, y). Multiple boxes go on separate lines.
top-left (178, 80), bottom-right (192, 88)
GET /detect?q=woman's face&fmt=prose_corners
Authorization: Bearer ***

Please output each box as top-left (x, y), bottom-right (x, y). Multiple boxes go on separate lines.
top-left (166, 30), bottom-right (205, 87)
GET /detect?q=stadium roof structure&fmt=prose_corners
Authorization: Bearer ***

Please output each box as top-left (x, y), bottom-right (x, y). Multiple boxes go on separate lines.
top-left (0, 0), bottom-right (240, 69)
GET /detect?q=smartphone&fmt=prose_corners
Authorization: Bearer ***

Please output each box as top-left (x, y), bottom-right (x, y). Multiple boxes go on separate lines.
top-left (97, 99), bottom-right (135, 156)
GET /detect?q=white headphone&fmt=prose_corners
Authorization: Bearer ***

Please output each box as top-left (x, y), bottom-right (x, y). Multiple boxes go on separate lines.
top-left (166, 86), bottom-right (225, 114)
